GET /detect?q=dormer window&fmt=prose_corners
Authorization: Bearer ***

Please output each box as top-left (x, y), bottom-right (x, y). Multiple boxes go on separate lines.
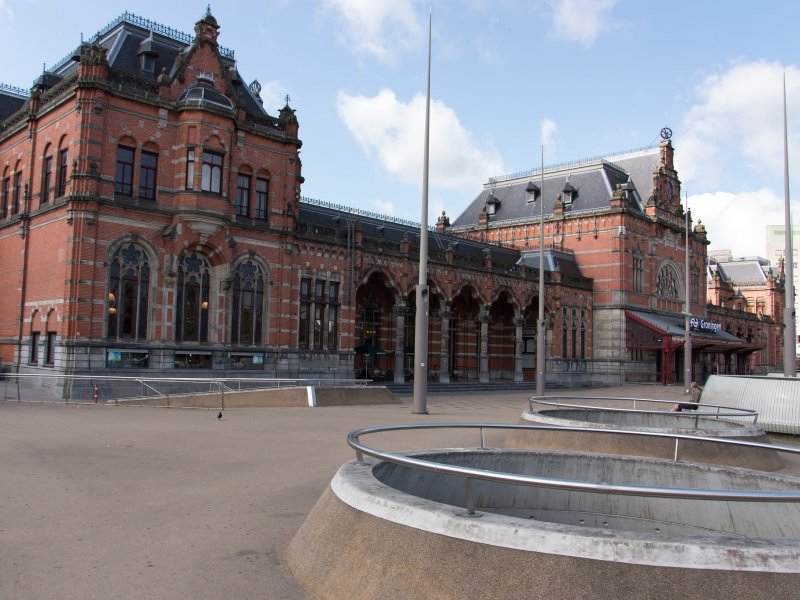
top-left (620, 178), bottom-right (635, 202)
top-left (178, 84), bottom-right (234, 112)
top-left (486, 193), bottom-right (500, 216)
top-left (141, 54), bottom-right (156, 73)
top-left (562, 180), bottom-right (577, 205)
top-left (138, 33), bottom-right (159, 74)
top-left (525, 181), bottom-right (540, 203)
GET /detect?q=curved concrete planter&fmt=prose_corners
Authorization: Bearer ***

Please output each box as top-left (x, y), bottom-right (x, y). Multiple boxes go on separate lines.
top-left (289, 449), bottom-right (800, 599)
top-left (510, 409), bottom-right (780, 471)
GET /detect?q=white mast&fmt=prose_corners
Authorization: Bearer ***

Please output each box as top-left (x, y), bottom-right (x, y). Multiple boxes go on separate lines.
top-left (536, 147), bottom-right (546, 397)
top-left (684, 190), bottom-right (692, 389)
top-left (783, 72), bottom-right (796, 377)
top-left (412, 7), bottom-right (432, 413)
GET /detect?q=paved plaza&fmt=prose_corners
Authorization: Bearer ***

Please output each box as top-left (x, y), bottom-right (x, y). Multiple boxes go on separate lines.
top-left (2, 384), bottom-right (702, 599)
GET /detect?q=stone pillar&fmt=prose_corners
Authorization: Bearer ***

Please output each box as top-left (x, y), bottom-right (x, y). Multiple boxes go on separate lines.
top-left (514, 312), bottom-right (524, 383)
top-left (479, 309), bottom-right (490, 383)
top-left (393, 304), bottom-right (405, 384)
top-left (439, 306), bottom-right (452, 384)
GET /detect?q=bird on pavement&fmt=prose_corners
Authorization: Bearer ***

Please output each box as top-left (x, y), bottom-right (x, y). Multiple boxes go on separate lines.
top-left (217, 411), bottom-right (223, 421)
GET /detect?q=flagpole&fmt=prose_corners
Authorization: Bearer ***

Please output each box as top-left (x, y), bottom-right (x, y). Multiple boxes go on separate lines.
top-left (412, 7), bottom-right (432, 413)
top-left (783, 72), bottom-right (796, 377)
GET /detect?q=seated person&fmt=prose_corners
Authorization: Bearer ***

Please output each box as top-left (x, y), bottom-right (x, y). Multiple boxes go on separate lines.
top-left (672, 381), bottom-right (703, 411)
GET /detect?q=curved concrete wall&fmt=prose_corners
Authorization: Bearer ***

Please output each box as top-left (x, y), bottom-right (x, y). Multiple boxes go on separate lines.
top-left (532, 408), bottom-right (760, 434)
top-left (374, 450), bottom-right (800, 537)
top-left (507, 416), bottom-right (782, 471)
top-left (702, 375), bottom-right (800, 434)
top-left (288, 453), bottom-right (800, 599)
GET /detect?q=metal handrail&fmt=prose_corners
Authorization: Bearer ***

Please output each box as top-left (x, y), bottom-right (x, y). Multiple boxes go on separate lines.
top-left (528, 395), bottom-right (759, 423)
top-left (137, 379), bottom-right (166, 398)
top-left (2, 374), bottom-right (365, 385)
top-left (347, 423), bottom-right (800, 515)
top-left (1, 373), bottom-right (368, 404)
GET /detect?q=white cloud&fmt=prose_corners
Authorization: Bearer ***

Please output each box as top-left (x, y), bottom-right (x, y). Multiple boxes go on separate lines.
top-left (690, 189), bottom-right (786, 257)
top-left (0, 0), bottom-right (12, 23)
top-left (336, 88), bottom-right (504, 193)
top-left (550, 0), bottom-right (619, 47)
top-left (540, 118), bottom-right (559, 159)
top-left (677, 61), bottom-right (800, 190)
top-left (321, 0), bottom-right (423, 65)
top-left (475, 32), bottom-right (501, 65)
top-left (373, 199), bottom-right (397, 217)
top-left (258, 81), bottom-right (290, 113)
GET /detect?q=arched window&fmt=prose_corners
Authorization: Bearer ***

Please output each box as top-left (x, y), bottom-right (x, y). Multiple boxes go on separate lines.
top-left (571, 307), bottom-right (578, 358)
top-left (12, 163), bottom-right (22, 214)
top-left (632, 249), bottom-right (644, 292)
top-left (176, 253), bottom-right (210, 343)
top-left (1, 167), bottom-right (9, 219)
top-left (231, 259), bottom-right (266, 345)
top-left (115, 145), bottom-right (135, 196)
top-left (201, 150), bottom-right (223, 193)
top-left (57, 142), bottom-right (69, 198)
top-left (235, 172), bottom-right (251, 217)
top-left (107, 243), bottom-right (150, 340)
top-left (655, 263), bottom-right (681, 299)
top-left (41, 144), bottom-right (53, 205)
top-left (255, 176), bottom-right (269, 221)
top-left (139, 147), bottom-right (158, 201)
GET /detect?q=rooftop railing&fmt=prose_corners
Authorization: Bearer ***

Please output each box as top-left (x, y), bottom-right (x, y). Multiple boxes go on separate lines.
top-left (46, 11), bottom-right (235, 78)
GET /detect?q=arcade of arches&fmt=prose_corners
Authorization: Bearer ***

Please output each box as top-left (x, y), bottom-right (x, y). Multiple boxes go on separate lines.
top-left (352, 271), bottom-right (575, 383)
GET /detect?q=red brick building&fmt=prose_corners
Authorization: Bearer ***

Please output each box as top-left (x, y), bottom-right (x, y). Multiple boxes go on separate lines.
top-left (706, 252), bottom-right (785, 375)
top-left (0, 11), bottom-right (596, 389)
top-left (0, 11), bottom-right (783, 390)
top-left (446, 140), bottom-right (785, 383)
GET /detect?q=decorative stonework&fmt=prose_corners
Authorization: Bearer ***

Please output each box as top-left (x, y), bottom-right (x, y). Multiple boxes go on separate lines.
top-left (655, 264), bottom-right (680, 299)
top-left (80, 44), bottom-right (108, 66)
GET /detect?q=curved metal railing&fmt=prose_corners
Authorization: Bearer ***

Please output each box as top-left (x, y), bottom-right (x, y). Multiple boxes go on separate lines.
top-left (528, 395), bottom-right (759, 424)
top-left (347, 422), bottom-right (800, 515)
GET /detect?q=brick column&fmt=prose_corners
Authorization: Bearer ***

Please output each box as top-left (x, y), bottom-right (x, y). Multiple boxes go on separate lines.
top-left (439, 305), bottom-right (452, 384)
top-left (393, 304), bottom-right (405, 384)
top-left (514, 312), bottom-right (524, 382)
top-left (479, 308), bottom-right (490, 383)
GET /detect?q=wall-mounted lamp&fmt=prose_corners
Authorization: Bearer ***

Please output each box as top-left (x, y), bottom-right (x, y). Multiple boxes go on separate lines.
top-left (201, 300), bottom-right (209, 310)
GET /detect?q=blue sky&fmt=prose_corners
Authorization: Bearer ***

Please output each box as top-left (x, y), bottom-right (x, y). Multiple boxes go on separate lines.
top-left (1, 0), bottom-right (797, 258)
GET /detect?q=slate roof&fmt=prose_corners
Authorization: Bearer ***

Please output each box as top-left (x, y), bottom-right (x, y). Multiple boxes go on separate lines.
top-left (451, 146), bottom-right (661, 228)
top-left (298, 199), bottom-right (586, 279)
top-left (0, 87), bottom-right (27, 121)
top-left (2, 12), bottom-right (271, 124)
top-left (710, 257), bottom-right (774, 286)
top-left (517, 249), bottom-right (584, 278)
top-left (627, 310), bottom-right (747, 345)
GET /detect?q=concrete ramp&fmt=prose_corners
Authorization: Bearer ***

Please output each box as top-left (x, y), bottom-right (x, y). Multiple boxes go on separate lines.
top-left (702, 375), bottom-right (800, 434)
top-left (112, 385), bottom-right (400, 408)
